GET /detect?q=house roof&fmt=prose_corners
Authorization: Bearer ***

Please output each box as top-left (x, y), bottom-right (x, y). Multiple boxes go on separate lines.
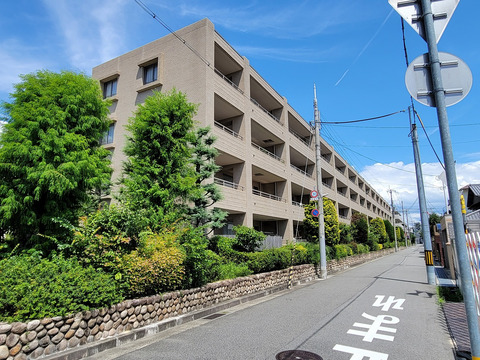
top-left (467, 209), bottom-right (480, 222)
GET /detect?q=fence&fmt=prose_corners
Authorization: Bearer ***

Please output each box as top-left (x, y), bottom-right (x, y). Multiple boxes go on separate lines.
top-left (466, 231), bottom-right (480, 315)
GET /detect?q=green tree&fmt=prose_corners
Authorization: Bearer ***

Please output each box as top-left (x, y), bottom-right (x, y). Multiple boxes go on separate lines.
top-left (324, 198), bottom-right (340, 246)
top-left (429, 212), bottom-right (441, 227)
top-left (0, 70), bottom-right (111, 250)
top-left (370, 217), bottom-right (388, 244)
top-left (351, 212), bottom-right (368, 244)
top-left (188, 126), bottom-right (227, 233)
top-left (303, 199), bottom-right (339, 246)
top-left (384, 219), bottom-right (395, 242)
top-left (121, 89), bottom-right (197, 226)
top-left (339, 223), bottom-right (353, 244)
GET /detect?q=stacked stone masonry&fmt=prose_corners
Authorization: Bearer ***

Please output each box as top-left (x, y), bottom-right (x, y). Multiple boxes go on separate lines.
top-left (0, 248), bottom-right (396, 360)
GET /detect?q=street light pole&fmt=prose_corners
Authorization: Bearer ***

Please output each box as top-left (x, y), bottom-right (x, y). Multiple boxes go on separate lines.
top-left (420, 0), bottom-right (480, 356)
top-left (313, 84), bottom-right (327, 279)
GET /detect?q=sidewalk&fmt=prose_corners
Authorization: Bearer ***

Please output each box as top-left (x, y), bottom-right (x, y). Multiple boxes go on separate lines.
top-left (435, 266), bottom-right (476, 359)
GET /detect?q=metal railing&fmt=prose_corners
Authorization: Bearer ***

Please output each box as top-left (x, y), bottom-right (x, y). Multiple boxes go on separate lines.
top-left (214, 121), bottom-right (243, 140)
top-left (290, 164), bottom-right (312, 178)
top-left (214, 68), bottom-right (244, 95)
top-left (322, 182), bottom-right (332, 189)
top-left (259, 235), bottom-right (284, 250)
top-left (214, 178), bottom-right (244, 190)
top-left (289, 129), bottom-right (311, 147)
top-left (252, 189), bottom-right (287, 203)
top-left (337, 190), bottom-right (347, 197)
top-left (250, 98), bottom-right (281, 123)
top-left (339, 215), bottom-right (349, 220)
top-left (251, 142), bottom-right (284, 162)
top-left (292, 201), bottom-right (304, 207)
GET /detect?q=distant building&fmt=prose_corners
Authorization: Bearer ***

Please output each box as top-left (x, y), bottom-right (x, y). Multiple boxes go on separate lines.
top-left (92, 18), bottom-right (392, 242)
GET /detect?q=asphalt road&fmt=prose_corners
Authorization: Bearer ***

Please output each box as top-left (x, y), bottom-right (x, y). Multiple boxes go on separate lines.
top-left (86, 246), bottom-right (455, 360)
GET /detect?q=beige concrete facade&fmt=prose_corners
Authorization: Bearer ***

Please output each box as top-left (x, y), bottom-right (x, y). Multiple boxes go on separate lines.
top-left (92, 18), bottom-right (392, 242)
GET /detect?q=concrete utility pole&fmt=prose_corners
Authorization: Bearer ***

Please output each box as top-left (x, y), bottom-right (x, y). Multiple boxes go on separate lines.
top-left (388, 189), bottom-right (398, 252)
top-left (401, 201), bottom-right (407, 247)
top-left (409, 115), bottom-right (435, 285)
top-left (313, 84), bottom-right (327, 279)
top-left (419, 0), bottom-right (480, 356)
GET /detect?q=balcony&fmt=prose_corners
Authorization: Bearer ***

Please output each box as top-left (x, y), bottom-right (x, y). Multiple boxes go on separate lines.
top-left (214, 121), bottom-right (243, 140)
top-left (214, 177), bottom-right (244, 191)
top-left (252, 189), bottom-right (287, 203)
top-left (291, 164), bottom-right (312, 178)
top-left (215, 68), bottom-right (244, 95)
top-left (252, 142), bottom-right (284, 163)
top-left (250, 98), bottom-right (280, 123)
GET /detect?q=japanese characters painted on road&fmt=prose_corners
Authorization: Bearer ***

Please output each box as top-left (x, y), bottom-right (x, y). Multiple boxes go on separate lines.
top-left (388, 0), bottom-right (460, 43)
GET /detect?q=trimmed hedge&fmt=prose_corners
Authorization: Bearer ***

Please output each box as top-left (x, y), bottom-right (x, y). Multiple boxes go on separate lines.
top-left (0, 254), bottom-right (123, 322)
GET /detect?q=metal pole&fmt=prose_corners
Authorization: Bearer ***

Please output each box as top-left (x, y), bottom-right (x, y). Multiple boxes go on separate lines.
top-left (388, 189), bottom-right (398, 252)
top-left (410, 114), bottom-right (435, 284)
top-left (405, 209), bottom-right (410, 246)
top-left (313, 84), bottom-right (327, 279)
top-left (420, 0), bottom-right (480, 357)
top-left (401, 201), bottom-right (407, 247)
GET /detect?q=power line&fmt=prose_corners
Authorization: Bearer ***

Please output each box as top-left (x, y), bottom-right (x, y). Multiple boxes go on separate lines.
top-left (321, 110), bottom-right (405, 124)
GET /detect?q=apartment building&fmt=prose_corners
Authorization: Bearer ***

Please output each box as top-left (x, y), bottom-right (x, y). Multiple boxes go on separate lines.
top-left (92, 18), bottom-right (392, 242)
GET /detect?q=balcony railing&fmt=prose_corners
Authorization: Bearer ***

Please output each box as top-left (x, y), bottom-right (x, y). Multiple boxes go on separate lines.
top-left (337, 190), bottom-right (347, 197)
top-left (214, 121), bottom-right (243, 140)
top-left (250, 98), bottom-right (280, 123)
top-left (290, 164), bottom-right (312, 178)
top-left (322, 181), bottom-right (332, 189)
top-left (252, 189), bottom-right (287, 203)
top-left (289, 129), bottom-right (311, 147)
top-left (252, 142), bottom-right (284, 163)
top-left (214, 178), bottom-right (244, 191)
top-left (214, 68), bottom-right (244, 95)
top-left (292, 201), bottom-right (305, 207)
top-left (339, 215), bottom-right (349, 220)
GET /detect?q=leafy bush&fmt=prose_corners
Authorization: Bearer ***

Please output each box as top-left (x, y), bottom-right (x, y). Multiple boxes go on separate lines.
top-left (0, 253), bottom-right (123, 322)
top-left (121, 232), bottom-right (185, 298)
top-left (334, 244), bottom-right (353, 259)
top-left (216, 262), bottom-right (252, 280)
top-left (356, 243), bottom-right (370, 254)
top-left (179, 225), bottom-right (218, 288)
top-left (70, 204), bottom-right (148, 273)
top-left (233, 225), bottom-right (266, 252)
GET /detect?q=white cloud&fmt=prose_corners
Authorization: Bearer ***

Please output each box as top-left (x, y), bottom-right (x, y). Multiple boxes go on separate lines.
top-left (42, 0), bottom-right (129, 72)
top-left (165, 0), bottom-right (366, 39)
top-left (360, 161), bottom-right (480, 224)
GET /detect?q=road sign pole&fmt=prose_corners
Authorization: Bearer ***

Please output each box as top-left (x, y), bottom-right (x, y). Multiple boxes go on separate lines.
top-left (420, 0), bottom-right (480, 357)
top-left (313, 84), bottom-right (327, 279)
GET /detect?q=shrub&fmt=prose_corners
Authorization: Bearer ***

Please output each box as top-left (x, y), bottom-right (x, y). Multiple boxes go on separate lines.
top-left (70, 205), bottom-right (148, 273)
top-left (233, 225), bottom-right (266, 252)
top-left (179, 225), bottom-right (217, 288)
top-left (356, 243), bottom-right (370, 254)
top-left (0, 253), bottom-right (123, 322)
top-left (121, 232), bottom-right (185, 298)
top-left (216, 262), bottom-right (252, 280)
top-left (334, 244), bottom-right (353, 259)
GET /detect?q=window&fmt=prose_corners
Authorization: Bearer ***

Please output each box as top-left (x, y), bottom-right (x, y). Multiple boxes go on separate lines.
top-left (100, 123), bottom-right (115, 145)
top-left (103, 79), bottom-right (117, 98)
top-left (144, 63), bottom-right (158, 84)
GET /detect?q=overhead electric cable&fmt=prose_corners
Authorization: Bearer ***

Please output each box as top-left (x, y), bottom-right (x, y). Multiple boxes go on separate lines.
top-left (321, 110), bottom-right (405, 124)
top-left (413, 109), bottom-right (445, 170)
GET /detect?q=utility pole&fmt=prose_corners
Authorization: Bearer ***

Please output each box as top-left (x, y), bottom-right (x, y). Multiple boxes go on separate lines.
top-left (313, 84), bottom-right (327, 279)
top-left (388, 189), bottom-right (398, 252)
top-left (419, 0), bottom-right (480, 355)
top-left (405, 209), bottom-right (410, 246)
top-left (401, 201), bottom-right (407, 247)
top-left (409, 112), bottom-right (435, 284)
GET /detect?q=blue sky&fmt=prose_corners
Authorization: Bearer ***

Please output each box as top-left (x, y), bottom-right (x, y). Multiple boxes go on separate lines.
top-left (1, 0), bottom-right (479, 223)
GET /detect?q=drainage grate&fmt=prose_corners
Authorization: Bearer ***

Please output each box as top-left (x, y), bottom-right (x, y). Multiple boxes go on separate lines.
top-left (203, 313), bottom-right (226, 320)
top-left (276, 350), bottom-right (323, 360)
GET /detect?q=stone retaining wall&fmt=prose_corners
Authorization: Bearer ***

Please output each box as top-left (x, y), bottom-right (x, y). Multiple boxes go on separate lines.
top-left (0, 248), bottom-right (396, 360)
